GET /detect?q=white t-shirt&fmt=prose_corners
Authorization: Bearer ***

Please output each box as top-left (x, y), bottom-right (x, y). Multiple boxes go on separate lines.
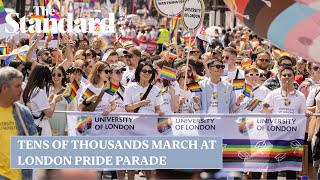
top-left (155, 82), bottom-right (180, 114)
top-left (306, 87), bottom-right (320, 107)
top-left (114, 87), bottom-right (126, 112)
top-left (222, 68), bottom-right (245, 97)
top-left (80, 83), bottom-right (116, 112)
top-left (178, 88), bottom-right (193, 113)
top-left (28, 88), bottom-right (52, 136)
top-left (264, 88), bottom-right (307, 114)
top-left (207, 84), bottom-right (219, 113)
top-left (237, 85), bottom-right (270, 113)
top-left (124, 82), bottom-right (163, 113)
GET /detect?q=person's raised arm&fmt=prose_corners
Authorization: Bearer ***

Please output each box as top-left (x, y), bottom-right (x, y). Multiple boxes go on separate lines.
top-left (60, 34), bottom-right (74, 71)
top-left (26, 33), bottom-right (44, 61)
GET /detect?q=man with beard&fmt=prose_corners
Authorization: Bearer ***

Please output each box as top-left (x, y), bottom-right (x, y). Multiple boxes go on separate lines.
top-left (256, 51), bottom-right (274, 79)
top-left (122, 46), bottom-right (141, 85)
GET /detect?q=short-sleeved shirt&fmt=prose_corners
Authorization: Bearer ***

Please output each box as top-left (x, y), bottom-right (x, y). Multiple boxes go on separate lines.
top-left (124, 82), bottom-right (163, 113)
top-left (80, 83), bottom-right (116, 112)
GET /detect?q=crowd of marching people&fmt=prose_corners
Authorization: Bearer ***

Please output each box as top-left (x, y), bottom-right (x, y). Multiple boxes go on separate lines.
top-left (2, 22), bottom-right (320, 180)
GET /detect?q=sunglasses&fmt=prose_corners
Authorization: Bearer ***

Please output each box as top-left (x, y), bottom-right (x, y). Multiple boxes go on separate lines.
top-left (235, 62), bottom-right (242, 65)
top-left (124, 54), bottom-right (132, 58)
top-left (259, 74), bottom-right (267, 78)
top-left (181, 75), bottom-right (192, 79)
top-left (113, 70), bottom-right (123, 74)
top-left (222, 56), bottom-right (229, 60)
top-left (313, 66), bottom-right (320, 71)
top-left (43, 52), bottom-right (50, 56)
top-left (281, 74), bottom-right (293, 78)
top-left (141, 69), bottom-right (153, 74)
top-left (246, 73), bottom-right (260, 77)
top-left (258, 59), bottom-right (270, 63)
top-left (209, 64), bottom-right (225, 69)
top-left (52, 73), bottom-right (62, 77)
top-left (103, 69), bottom-right (110, 74)
top-left (86, 53), bottom-right (92, 56)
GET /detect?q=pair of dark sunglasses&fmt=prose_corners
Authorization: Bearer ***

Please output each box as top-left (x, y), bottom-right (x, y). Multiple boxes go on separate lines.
top-left (141, 69), bottom-right (153, 74)
top-left (113, 70), bottom-right (123, 74)
top-left (209, 64), bottom-right (225, 69)
top-left (52, 73), bottom-right (62, 77)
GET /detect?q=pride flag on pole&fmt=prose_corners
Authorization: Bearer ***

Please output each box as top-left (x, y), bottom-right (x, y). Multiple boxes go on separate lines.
top-left (160, 66), bottom-right (177, 81)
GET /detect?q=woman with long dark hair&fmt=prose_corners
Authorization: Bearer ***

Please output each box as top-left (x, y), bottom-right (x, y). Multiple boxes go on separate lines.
top-left (124, 61), bottom-right (164, 115)
top-left (22, 64), bottom-right (62, 136)
top-left (48, 66), bottom-right (68, 135)
top-left (153, 59), bottom-right (180, 114)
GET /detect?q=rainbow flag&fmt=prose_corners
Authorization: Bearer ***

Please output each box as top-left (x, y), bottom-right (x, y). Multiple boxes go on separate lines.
top-left (160, 66), bottom-right (177, 81)
top-left (233, 79), bottom-right (245, 90)
top-left (30, 15), bottom-right (45, 23)
top-left (102, 81), bottom-right (110, 91)
top-left (81, 77), bottom-right (90, 85)
top-left (187, 82), bottom-right (202, 92)
top-left (162, 41), bottom-right (170, 49)
top-left (194, 75), bottom-right (199, 82)
top-left (157, 86), bottom-right (168, 96)
top-left (63, 86), bottom-right (77, 103)
top-left (82, 88), bottom-right (95, 100)
top-left (241, 59), bottom-right (252, 68)
top-left (70, 80), bottom-right (79, 92)
top-left (0, 46), bottom-right (6, 55)
top-left (223, 139), bottom-right (303, 171)
top-left (246, 99), bottom-right (261, 111)
top-left (105, 82), bottom-right (119, 96)
top-left (243, 84), bottom-right (252, 97)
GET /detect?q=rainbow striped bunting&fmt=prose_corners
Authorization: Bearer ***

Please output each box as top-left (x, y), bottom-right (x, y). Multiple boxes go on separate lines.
top-left (243, 83), bottom-right (252, 97)
top-left (160, 66), bottom-right (177, 81)
top-left (187, 82), bottom-right (202, 92)
top-left (105, 82), bottom-right (119, 96)
top-left (233, 79), bottom-right (245, 90)
top-left (246, 99), bottom-right (261, 111)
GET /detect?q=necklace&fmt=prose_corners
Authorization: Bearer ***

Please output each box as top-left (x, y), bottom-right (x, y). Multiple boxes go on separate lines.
top-left (280, 89), bottom-right (296, 97)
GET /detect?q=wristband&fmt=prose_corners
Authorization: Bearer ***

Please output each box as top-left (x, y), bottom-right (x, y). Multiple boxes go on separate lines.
top-left (82, 100), bottom-right (92, 106)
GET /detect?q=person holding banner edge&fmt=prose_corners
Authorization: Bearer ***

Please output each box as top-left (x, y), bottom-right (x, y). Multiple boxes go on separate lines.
top-left (261, 66), bottom-right (311, 179)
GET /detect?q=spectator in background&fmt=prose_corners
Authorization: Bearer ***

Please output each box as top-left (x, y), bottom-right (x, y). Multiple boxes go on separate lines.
top-left (155, 24), bottom-right (169, 54)
top-left (92, 37), bottom-right (104, 58)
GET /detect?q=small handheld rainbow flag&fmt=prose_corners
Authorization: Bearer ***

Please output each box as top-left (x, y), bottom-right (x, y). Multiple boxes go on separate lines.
top-left (70, 80), bottom-right (79, 92)
top-left (105, 82), bottom-right (119, 96)
top-left (246, 99), bottom-right (262, 111)
top-left (81, 76), bottom-right (90, 85)
top-left (187, 82), bottom-right (202, 92)
top-left (162, 41), bottom-right (170, 49)
top-left (233, 79), bottom-right (245, 90)
top-left (160, 66), bottom-right (177, 81)
top-left (102, 81), bottom-right (110, 91)
top-left (63, 87), bottom-right (77, 103)
top-left (157, 86), bottom-right (168, 97)
top-left (243, 83), bottom-right (252, 97)
top-left (241, 59), bottom-right (252, 68)
top-left (82, 88), bottom-right (95, 100)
